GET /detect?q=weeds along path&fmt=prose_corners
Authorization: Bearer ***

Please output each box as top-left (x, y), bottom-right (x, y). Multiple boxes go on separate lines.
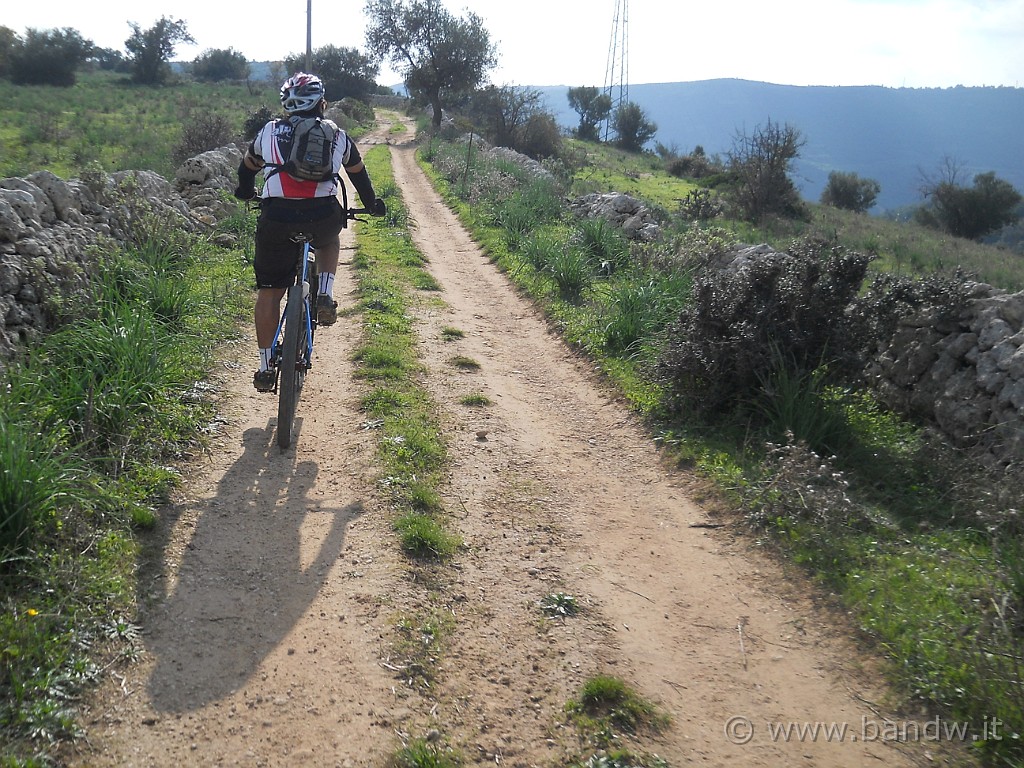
top-left (384, 129), bottom-right (956, 767)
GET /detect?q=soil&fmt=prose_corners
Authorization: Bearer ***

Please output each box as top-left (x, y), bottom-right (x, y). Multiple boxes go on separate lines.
top-left (70, 117), bottom-right (972, 768)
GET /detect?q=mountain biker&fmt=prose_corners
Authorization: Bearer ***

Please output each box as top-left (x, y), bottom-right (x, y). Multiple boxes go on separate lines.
top-left (234, 72), bottom-right (386, 392)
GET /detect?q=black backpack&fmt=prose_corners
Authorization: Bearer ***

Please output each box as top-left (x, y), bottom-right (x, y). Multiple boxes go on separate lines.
top-left (264, 115), bottom-right (338, 183)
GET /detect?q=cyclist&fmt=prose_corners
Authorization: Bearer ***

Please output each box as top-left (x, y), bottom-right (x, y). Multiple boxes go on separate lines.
top-left (234, 72), bottom-right (386, 392)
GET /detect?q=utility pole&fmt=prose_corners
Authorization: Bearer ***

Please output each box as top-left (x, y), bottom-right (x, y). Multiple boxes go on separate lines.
top-left (305, 0), bottom-right (313, 71)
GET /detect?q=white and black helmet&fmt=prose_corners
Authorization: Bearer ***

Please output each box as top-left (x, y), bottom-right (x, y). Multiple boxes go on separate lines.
top-left (280, 72), bottom-right (326, 114)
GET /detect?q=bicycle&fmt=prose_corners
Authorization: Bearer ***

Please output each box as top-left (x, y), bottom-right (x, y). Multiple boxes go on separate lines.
top-left (266, 207), bottom-right (370, 449)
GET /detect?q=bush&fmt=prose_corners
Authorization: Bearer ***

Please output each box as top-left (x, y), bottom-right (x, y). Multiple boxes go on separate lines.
top-left (9, 28), bottom-right (93, 87)
top-left (677, 188), bottom-right (723, 221)
top-left (821, 170), bottom-right (880, 213)
top-left (242, 106), bottom-right (275, 142)
top-left (192, 47), bottom-right (249, 82)
top-left (658, 237), bottom-right (872, 417)
top-left (172, 112), bottom-right (236, 165)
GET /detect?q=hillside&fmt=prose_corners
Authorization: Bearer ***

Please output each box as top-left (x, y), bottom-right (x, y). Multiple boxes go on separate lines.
top-left (536, 79), bottom-right (1024, 212)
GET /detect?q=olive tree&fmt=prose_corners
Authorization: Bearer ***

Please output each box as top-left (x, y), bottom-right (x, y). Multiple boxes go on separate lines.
top-left (365, 0), bottom-right (497, 127)
top-left (820, 170), bottom-right (881, 213)
top-left (612, 102), bottom-right (657, 152)
top-left (284, 45), bottom-right (379, 104)
top-left (918, 160), bottom-right (1022, 240)
top-left (125, 17), bottom-right (194, 85)
top-left (192, 47), bottom-right (249, 82)
top-left (9, 28), bottom-right (93, 86)
top-left (567, 86), bottom-right (612, 141)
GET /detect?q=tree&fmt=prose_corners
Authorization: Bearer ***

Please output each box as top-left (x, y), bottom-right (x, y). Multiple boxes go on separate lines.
top-left (727, 118), bottom-right (806, 222)
top-left (567, 86), bottom-right (611, 141)
top-left (467, 85), bottom-right (561, 158)
top-left (125, 17), bottom-right (193, 85)
top-left (9, 28), bottom-right (93, 86)
top-left (820, 170), bottom-right (881, 213)
top-left (918, 161), bottom-right (1022, 240)
top-left (612, 102), bottom-right (657, 152)
top-left (192, 47), bottom-right (249, 82)
top-left (0, 26), bottom-right (20, 79)
top-left (284, 45), bottom-right (379, 104)
top-left (365, 0), bottom-right (497, 127)
top-left (90, 47), bottom-right (128, 72)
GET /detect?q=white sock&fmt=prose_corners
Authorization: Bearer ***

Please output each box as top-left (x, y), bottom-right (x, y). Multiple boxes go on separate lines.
top-left (319, 272), bottom-right (335, 299)
top-left (259, 347), bottom-right (274, 371)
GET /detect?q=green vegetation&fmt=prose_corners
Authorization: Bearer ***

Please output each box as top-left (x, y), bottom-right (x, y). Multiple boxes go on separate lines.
top-left (388, 736), bottom-right (461, 768)
top-left (352, 145), bottom-right (461, 565)
top-left (0, 200), bottom-right (251, 761)
top-left (440, 326), bottom-right (464, 340)
top-left (565, 676), bottom-right (668, 766)
top-left (353, 146), bottom-right (463, 764)
top-left (421, 130), bottom-right (1024, 765)
top-left (0, 71), bottom-right (268, 180)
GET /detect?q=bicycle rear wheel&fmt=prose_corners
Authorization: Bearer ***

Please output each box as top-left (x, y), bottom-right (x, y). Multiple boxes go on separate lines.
top-left (277, 284), bottom-right (309, 449)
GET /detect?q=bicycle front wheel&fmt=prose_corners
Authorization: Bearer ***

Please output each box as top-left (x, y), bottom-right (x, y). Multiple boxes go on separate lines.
top-left (277, 284), bottom-right (309, 449)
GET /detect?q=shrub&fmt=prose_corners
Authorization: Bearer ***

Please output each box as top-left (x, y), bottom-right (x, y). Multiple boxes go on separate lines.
top-left (242, 106), bottom-right (275, 142)
top-left (172, 112), bottom-right (236, 165)
top-left (191, 47), bottom-right (249, 82)
top-left (547, 248), bottom-right (592, 302)
top-left (677, 188), bottom-right (723, 221)
top-left (658, 237), bottom-right (871, 417)
top-left (571, 218), bottom-right (629, 273)
top-left (820, 170), bottom-right (881, 213)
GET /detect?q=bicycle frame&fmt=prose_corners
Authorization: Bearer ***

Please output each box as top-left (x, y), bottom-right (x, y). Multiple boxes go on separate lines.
top-left (271, 239), bottom-right (317, 377)
top-left (273, 236), bottom-right (318, 449)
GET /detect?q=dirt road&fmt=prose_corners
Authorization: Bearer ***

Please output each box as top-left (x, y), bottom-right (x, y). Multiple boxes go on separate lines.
top-left (73, 118), bottom-right (962, 767)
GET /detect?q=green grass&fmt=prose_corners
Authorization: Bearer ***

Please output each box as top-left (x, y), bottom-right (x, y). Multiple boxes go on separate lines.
top-left (0, 72), bottom-right (270, 180)
top-left (458, 394), bottom-right (491, 407)
top-left (441, 326), bottom-right (465, 341)
top-left (564, 675), bottom-right (669, 761)
top-left (352, 146), bottom-right (461, 563)
top-left (388, 737), bottom-right (460, 768)
top-left (448, 355), bottom-right (480, 371)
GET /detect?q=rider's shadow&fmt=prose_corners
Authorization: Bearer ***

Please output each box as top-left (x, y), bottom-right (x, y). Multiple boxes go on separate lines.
top-left (144, 424), bottom-right (363, 713)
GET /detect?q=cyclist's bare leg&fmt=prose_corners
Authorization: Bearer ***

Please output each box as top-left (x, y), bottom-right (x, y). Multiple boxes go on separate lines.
top-left (255, 287), bottom-right (288, 348)
top-left (315, 233), bottom-right (341, 288)
top-left (314, 233), bottom-right (341, 325)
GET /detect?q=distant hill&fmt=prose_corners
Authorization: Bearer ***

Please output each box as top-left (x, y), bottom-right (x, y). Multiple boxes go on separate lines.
top-left (534, 80), bottom-right (1024, 213)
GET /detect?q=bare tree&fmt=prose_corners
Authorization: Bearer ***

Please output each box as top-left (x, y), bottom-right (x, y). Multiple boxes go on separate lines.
top-left (727, 118), bottom-right (806, 221)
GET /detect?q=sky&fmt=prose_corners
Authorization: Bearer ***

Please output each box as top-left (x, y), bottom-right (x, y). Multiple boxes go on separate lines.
top-left (4, 0), bottom-right (1023, 89)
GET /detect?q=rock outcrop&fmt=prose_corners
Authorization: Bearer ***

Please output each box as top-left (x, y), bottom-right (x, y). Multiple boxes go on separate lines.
top-left (569, 192), bottom-right (661, 242)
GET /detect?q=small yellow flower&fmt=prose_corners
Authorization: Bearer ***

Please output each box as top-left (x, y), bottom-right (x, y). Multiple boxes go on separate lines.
top-left (26, 609), bottom-right (38, 617)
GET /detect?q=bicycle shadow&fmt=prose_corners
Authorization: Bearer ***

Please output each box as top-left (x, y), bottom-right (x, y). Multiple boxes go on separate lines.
top-left (143, 422), bottom-right (363, 713)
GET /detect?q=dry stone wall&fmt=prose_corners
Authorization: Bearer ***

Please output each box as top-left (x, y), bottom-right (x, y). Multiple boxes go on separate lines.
top-left (867, 281), bottom-right (1024, 463)
top-left (0, 145), bottom-right (242, 363)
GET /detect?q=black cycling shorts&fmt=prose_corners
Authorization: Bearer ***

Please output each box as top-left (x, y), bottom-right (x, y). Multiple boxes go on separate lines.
top-left (254, 197), bottom-right (345, 289)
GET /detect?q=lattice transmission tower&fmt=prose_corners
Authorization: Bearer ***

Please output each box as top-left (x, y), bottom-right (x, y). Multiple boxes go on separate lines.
top-left (602, 0), bottom-right (629, 142)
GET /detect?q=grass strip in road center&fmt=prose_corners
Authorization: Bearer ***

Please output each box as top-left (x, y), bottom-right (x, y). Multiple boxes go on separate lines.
top-left (351, 145), bottom-right (461, 562)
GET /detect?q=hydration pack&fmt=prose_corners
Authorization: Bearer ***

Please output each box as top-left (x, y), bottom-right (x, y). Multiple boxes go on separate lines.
top-left (264, 116), bottom-right (338, 183)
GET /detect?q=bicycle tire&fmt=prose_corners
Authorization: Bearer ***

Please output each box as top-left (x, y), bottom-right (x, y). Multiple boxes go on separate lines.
top-left (277, 283), bottom-right (308, 449)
